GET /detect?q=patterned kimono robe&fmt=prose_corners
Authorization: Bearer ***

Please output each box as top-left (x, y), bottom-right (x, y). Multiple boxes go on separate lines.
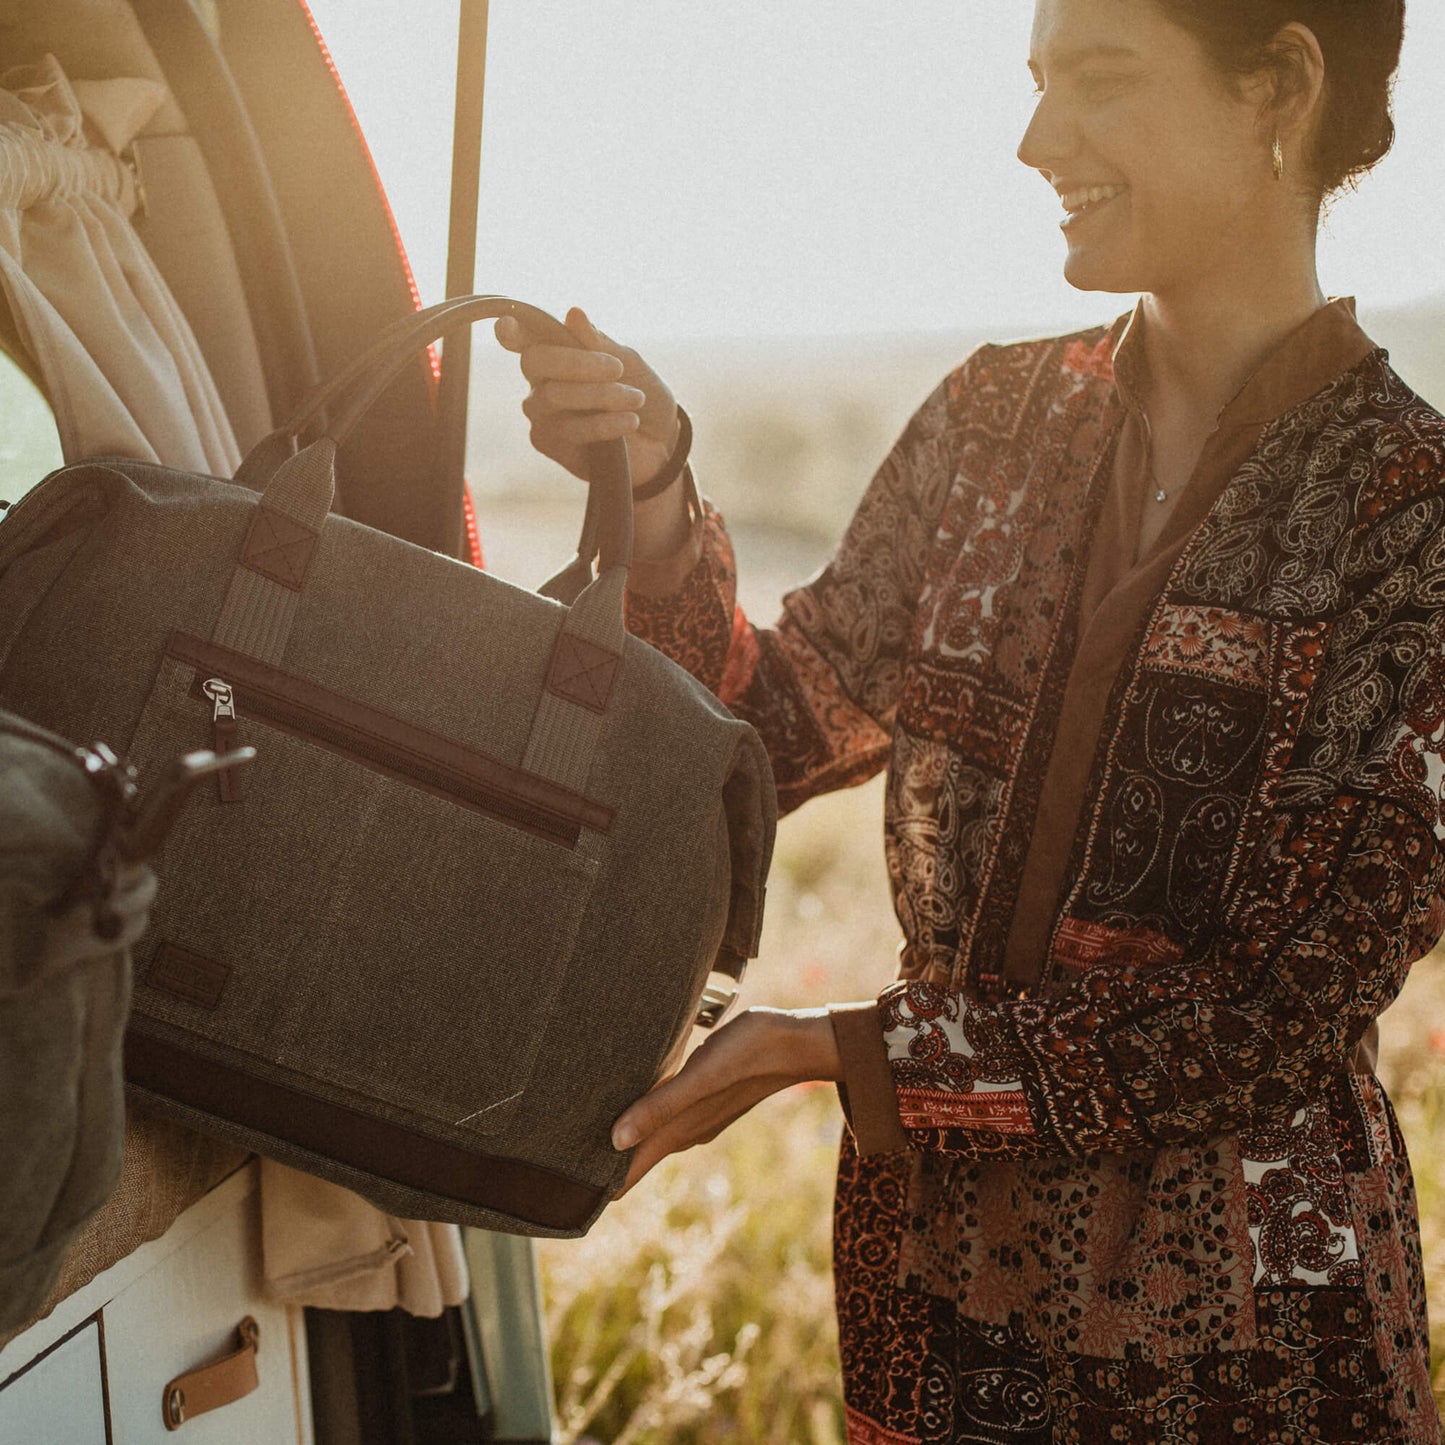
top-left (625, 301), bottom-right (1445, 1444)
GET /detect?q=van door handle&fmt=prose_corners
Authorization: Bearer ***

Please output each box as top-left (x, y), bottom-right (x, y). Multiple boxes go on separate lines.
top-left (162, 1316), bottom-right (260, 1430)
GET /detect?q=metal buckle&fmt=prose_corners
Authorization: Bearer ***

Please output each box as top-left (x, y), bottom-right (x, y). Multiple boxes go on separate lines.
top-left (693, 953), bottom-right (748, 1029)
top-left (694, 979), bottom-right (739, 1030)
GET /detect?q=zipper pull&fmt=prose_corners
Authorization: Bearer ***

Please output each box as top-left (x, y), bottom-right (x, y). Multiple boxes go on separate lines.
top-left (201, 678), bottom-right (246, 802)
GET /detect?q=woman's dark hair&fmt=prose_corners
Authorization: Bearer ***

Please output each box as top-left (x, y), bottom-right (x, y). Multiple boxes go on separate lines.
top-left (1151, 0), bottom-right (1405, 196)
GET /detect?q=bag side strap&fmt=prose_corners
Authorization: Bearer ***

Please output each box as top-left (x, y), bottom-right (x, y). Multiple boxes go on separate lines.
top-left (211, 439), bottom-right (337, 661)
top-left (233, 297), bottom-right (632, 603)
top-left (520, 566), bottom-right (628, 794)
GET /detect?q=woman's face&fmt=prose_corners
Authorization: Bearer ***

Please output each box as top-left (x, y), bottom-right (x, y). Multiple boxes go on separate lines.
top-left (1019, 0), bottom-right (1278, 298)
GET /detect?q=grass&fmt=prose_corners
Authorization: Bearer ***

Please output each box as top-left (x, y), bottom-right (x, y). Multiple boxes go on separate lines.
top-left (537, 781), bottom-right (893, 1445)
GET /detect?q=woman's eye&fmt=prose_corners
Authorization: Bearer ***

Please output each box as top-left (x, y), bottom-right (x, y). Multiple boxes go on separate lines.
top-left (1078, 71), bottom-right (1133, 98)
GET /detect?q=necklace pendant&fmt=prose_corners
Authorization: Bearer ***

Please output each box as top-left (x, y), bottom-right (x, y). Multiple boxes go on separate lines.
top-left (1154, 488), bottom-right (1167, 503)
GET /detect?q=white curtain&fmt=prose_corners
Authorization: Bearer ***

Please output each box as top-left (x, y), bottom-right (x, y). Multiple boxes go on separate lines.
top-left (0, 53), bottom-right (239, 473)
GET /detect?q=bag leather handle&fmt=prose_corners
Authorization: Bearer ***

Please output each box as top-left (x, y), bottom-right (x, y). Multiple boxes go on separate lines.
top-left (234, 294), bottom-right (488, 471)
top-left (231, 296), bottom-right (631, 596)
top-left (162, 1316), bottom-right (260, 1430)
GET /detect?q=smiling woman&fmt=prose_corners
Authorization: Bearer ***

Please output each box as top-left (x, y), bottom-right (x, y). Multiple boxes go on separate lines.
top-left (1019, 0), bottom-right (1342, 302)
top-left (496, 0), bottom-right (1445, 1440)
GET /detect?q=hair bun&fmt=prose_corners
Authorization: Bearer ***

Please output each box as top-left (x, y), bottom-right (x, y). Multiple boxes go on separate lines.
top-left (1153, 0), bottom-right (1406, 197)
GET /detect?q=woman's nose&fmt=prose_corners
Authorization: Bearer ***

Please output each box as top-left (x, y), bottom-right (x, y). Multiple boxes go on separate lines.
top-left (1016, 90), bottom-right (1074, 176)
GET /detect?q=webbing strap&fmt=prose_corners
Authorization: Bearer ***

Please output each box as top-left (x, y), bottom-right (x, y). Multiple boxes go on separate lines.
top-left (212, 432), bottom-right (621, 796)
top-left (211, 441), bottom-right (335, 662)
top-left (521, 568), bottom-right (627, 794)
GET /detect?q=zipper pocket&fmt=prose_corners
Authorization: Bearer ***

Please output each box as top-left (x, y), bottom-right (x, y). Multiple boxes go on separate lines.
top-left (167, 630), bottom-right (612, 849)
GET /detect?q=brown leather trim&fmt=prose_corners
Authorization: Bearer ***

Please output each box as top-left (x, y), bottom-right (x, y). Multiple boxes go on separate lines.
top-left (162, 1316), bottom-right (259, 1430)
top-left (240, 505), bottom-right (318, 590)
top-left (546, 631), bottom-right (621, 714)
top-left (125, 1029), bottom-right (605, 1232)
top-left (213, 717), bottom-right (246, 802)
top-left (147, 942), bottom-right (230, 1010)
top-left (829, 1001), bottom-right (910, 1155)
top-left (168, 631), bottom-right (614, 841)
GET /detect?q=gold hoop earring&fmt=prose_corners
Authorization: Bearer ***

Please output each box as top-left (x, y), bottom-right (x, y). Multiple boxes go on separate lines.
top-left (1272, 134), bottom-right (1285, 182)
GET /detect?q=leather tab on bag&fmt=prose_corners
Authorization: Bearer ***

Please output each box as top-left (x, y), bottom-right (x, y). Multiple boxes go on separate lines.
top-left (240, 504), bottom-right (319, 591)
top-left (162, 1316), bottom-right (260, 1430)
top-left (147, 942), bottom-right (230, 1010)
top-left (212, 717), bottom-right (245, 802)
top-left (546, 632), bottom-right (621, 714)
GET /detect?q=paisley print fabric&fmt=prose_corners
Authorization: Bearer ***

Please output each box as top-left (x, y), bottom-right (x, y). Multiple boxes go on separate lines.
top-left (626, 318), bottom-right (1445, 1441)
top-left (1240, 1099), bottom-right (1361, 1289)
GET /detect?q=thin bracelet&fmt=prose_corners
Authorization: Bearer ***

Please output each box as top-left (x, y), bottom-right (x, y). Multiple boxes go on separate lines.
top-left (631, 406), bottom-right (692, 503)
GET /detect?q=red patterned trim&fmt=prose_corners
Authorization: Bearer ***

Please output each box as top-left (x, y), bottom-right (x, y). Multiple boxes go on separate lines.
top-left (897, 663), bottom-right (1025, 765)
top-left (718, 604), bottom-right (760, 705)
top-left (1061, 334), bottom-right (1116, 381)
top-left (1359, 438), bottom-right (1445, 529)
top-left (845, 1407), bottom-right (920, 1445)
top-left (1052, 916), bottom-right (1185, 972)
top-left (1143, 605), bottom-right (1269, 689)
top-left (897, 1088), bottom-right (1033, 1133)
top-left (463, 488), bottom-right (485, 569)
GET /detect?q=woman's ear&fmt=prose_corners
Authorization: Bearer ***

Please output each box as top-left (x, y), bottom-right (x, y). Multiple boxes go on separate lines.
top-left (1262, 21), bottom-right (1327, 149)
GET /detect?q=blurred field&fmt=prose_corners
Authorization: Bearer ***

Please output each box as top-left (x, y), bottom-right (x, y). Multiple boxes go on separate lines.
top-left (478, 307), bottom-right (1445, 1442)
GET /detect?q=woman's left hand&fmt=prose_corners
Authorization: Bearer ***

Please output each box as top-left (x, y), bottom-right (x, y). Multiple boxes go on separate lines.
top-left (611, 1007), bottom-right (844, 1196)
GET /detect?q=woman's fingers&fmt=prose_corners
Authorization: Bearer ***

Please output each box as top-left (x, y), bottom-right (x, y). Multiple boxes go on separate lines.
top-left (617, 1077), bottom-right (777, 1196)
top-left (565, 306), bottom-right (609, 352)
top-left (519, 344), bottom-right (625, 386)
top-left (496, 305), bottom-right (679, 483)
top-left (522, 379), bottom-right (647, 419)
top-left (608, 1009), bottom-right (830, 1198)
top-left (529, 410), bottom-right (640, 449)
top-left (495, 315), bottom-right (623, 380)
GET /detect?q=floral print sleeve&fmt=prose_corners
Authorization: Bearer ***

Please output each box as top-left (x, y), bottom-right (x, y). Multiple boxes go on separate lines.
top-left (878, 417), bottom-right (1445, 1161)
top-left (883, 794), bottom-right (1445, 1159)
top-left (626, 375), bottom-right (958, 815)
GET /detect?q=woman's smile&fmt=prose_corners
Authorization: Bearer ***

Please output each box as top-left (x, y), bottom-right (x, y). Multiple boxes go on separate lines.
top-left (1057, 182), bottom-right (1129, 230)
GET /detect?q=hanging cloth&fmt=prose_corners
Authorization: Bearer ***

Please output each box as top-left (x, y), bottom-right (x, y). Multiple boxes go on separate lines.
top-left (0, 53), bottom-right (239, 473)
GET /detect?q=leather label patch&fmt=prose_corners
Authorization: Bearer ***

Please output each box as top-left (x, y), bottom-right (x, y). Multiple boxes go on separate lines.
top-left (147, 943), bottom-right (230, 1010)
top-left (546, 632), bottom-right (621, 713)
top-left (240, 504), bottom-right (318, 591)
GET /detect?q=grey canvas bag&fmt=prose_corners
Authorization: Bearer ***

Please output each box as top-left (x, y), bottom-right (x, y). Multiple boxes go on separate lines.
top-left (0, 710), bottom-right (149, 1330)
top-left (0, 297), bottom-right (776, 1238)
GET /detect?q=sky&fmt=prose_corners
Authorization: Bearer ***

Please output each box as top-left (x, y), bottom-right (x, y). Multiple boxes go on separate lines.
top-left (305, 1), bottom-right (1445, 341)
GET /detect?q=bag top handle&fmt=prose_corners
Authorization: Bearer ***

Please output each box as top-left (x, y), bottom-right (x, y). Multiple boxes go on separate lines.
top-left (232, 297), bottom-right (632, 592)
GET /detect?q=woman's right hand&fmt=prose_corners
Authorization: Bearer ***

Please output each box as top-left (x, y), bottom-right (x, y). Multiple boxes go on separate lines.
top-left (495, 306), bottom-right (681, 492)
